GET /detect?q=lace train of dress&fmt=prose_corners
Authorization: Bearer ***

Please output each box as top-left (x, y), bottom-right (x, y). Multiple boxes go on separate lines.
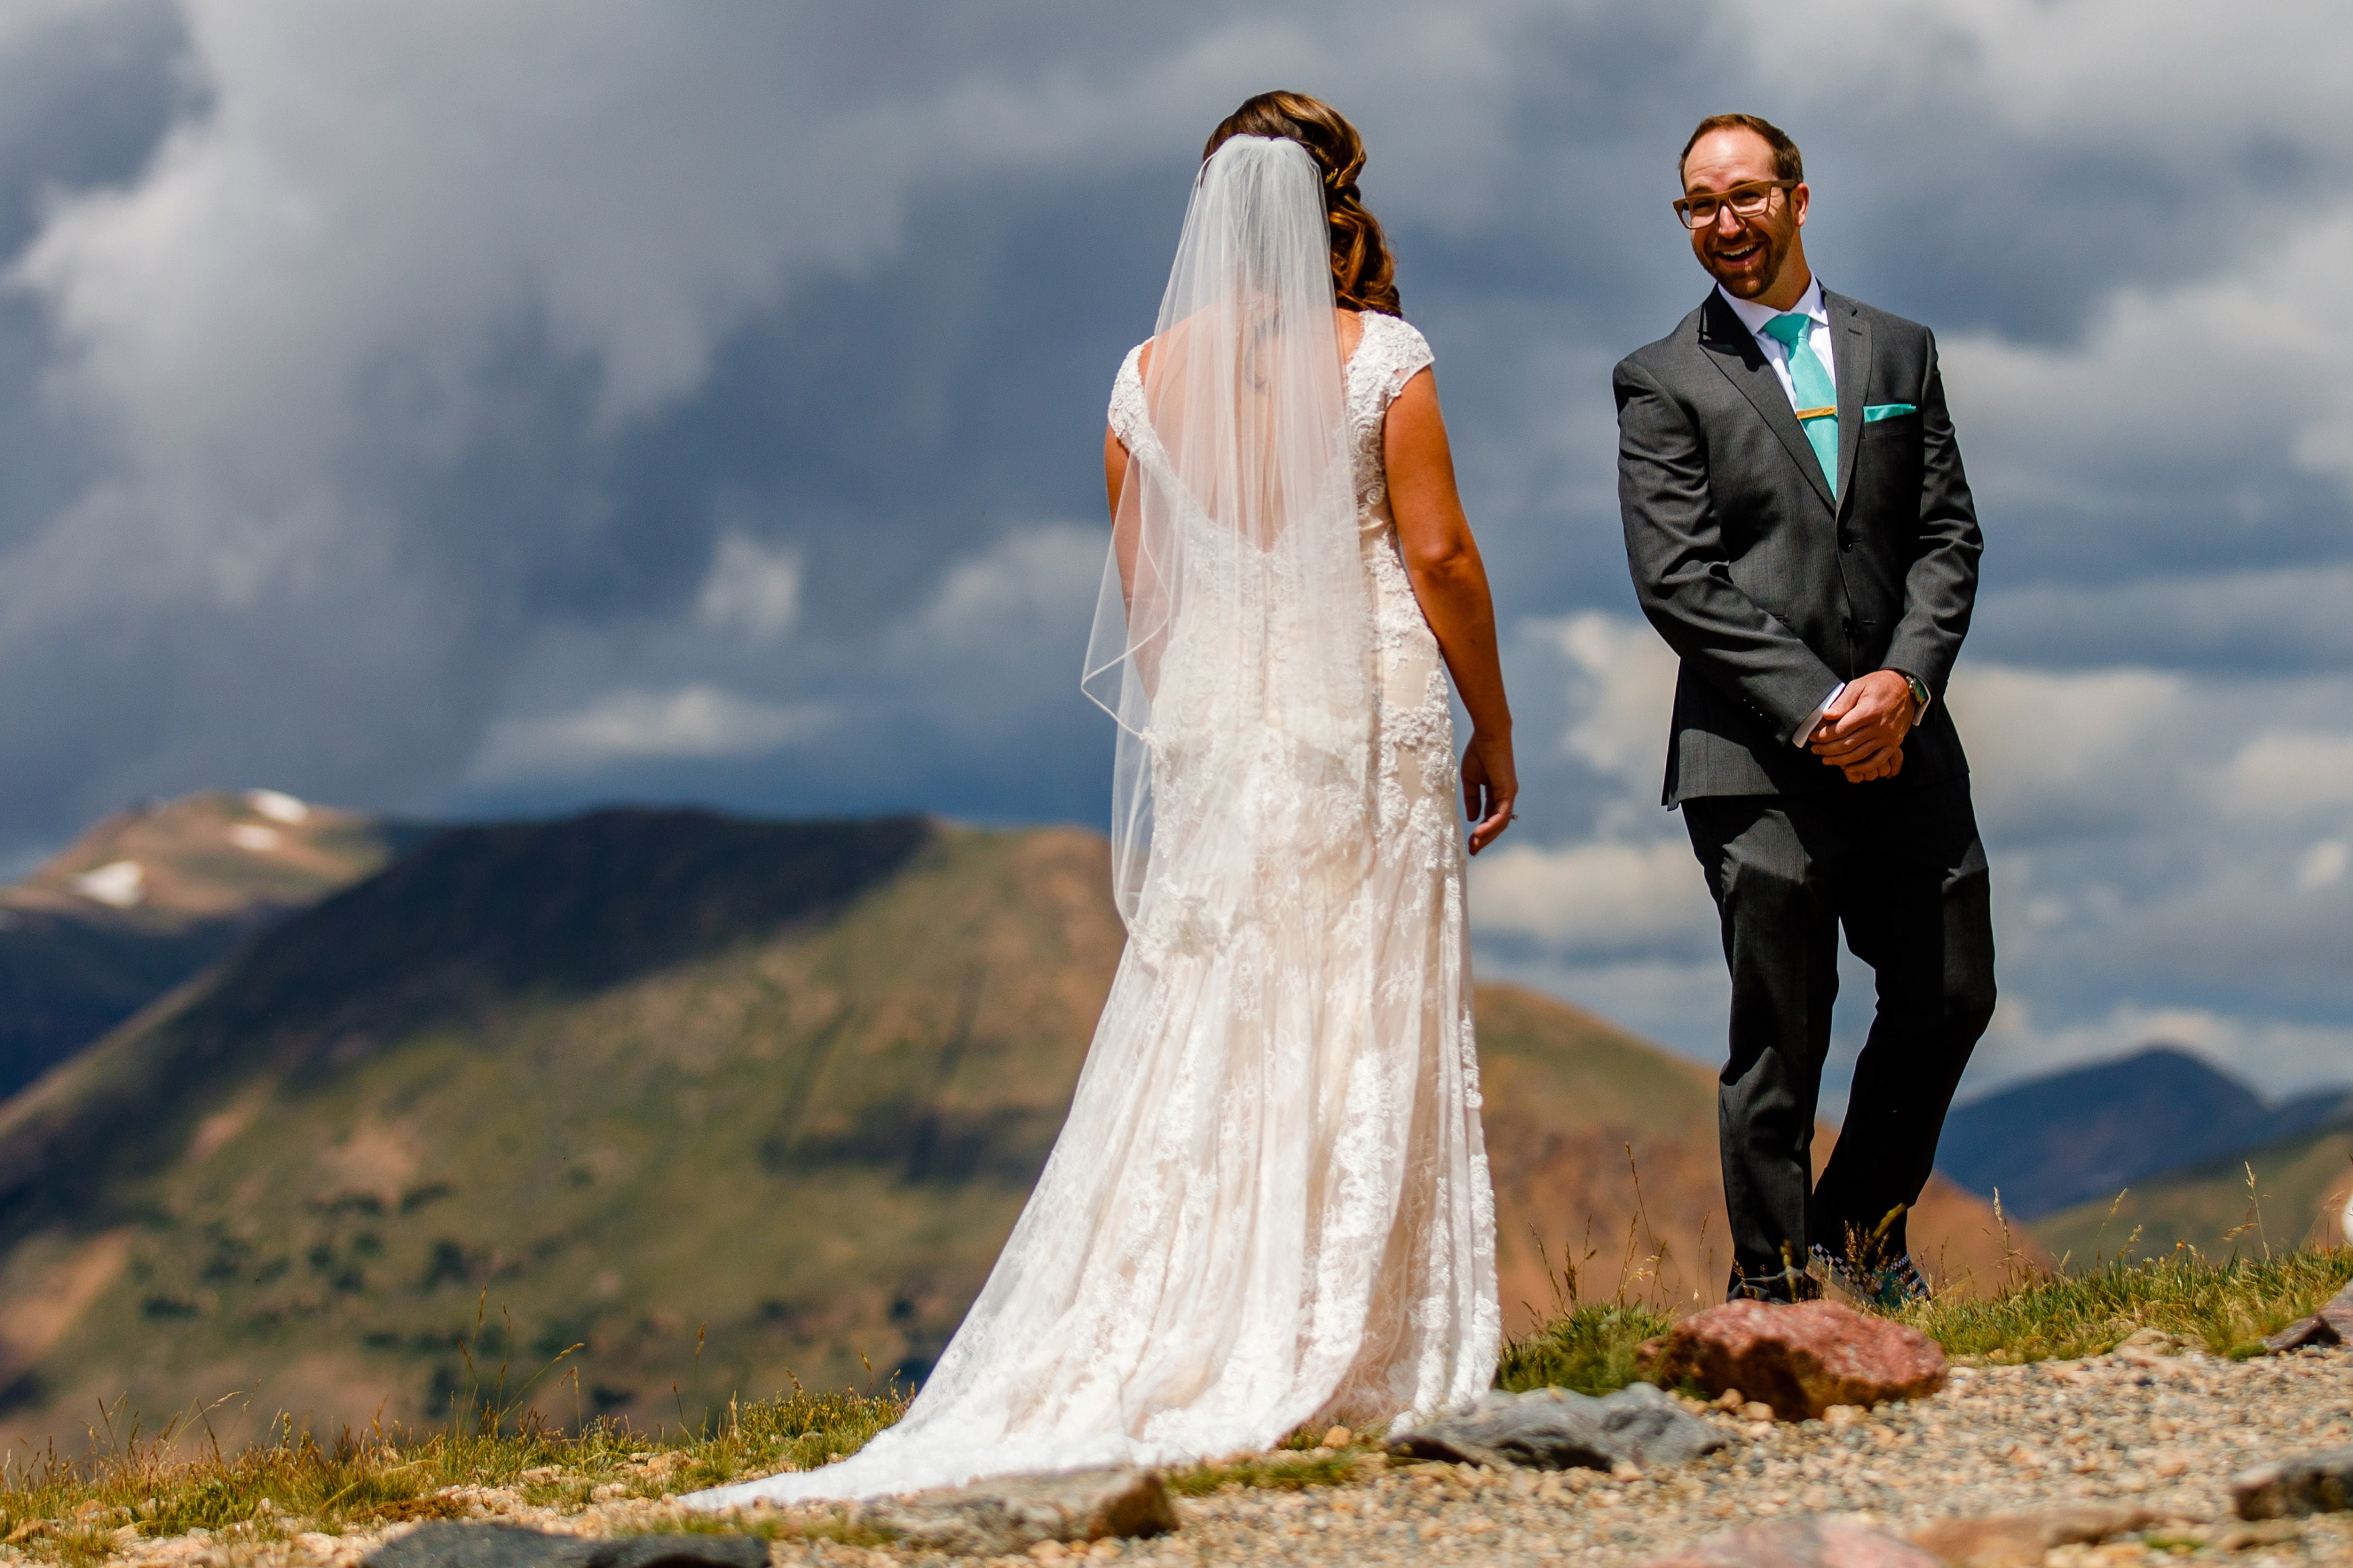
top-left (686, 313), bottom-right (1497, 1510)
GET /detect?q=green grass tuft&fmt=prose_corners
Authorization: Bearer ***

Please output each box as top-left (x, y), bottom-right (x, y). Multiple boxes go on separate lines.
top-left (1164, 1451), bottom-right (1365, 1495)
top-left (1895, 1245), bottom-right (2353, 1363)
top-left (1496, 1301), bottom-right (1675, 1395)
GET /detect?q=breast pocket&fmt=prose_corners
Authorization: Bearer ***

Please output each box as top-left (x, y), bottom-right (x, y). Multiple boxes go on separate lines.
top-left (1849, 405), bottom-right (1924, 524)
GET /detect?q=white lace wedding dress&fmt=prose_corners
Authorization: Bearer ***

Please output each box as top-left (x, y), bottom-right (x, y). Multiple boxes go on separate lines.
top-left (689, 149), bottom-right (1495, 1513)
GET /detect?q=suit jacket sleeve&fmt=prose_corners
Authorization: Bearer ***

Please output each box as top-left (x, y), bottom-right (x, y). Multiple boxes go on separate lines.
top-left (1880, 330), bottom-right (1982, 698)
top-left (1615, 357), bottom-right (1844, 745)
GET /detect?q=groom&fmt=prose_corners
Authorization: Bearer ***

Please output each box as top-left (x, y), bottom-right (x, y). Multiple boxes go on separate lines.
top-left (1614, 114), bottom-right (1997, 1304)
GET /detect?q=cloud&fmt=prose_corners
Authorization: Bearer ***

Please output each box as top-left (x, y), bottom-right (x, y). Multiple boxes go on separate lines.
top-left (696, 534), bottom-right (802, 645)
top-left (1938, 212), bottom-right (2351, 530)
top-left (1472, 837), bottom-right (1714, 952)
top-left (1940, 665), bottom-right (2190, 841)
top-left (2297, 839), bottom-right (2348, 893)
top-left (1542, 611), bottom-right (1681, 786)
top-left (468, 686), bottom-right (832, 784)
top-left (899, 524), bottom-right (1105, 659)
top-left (2218, 732), bottom-right (2353, 820)
top-left (1968, 567), bottom-right (2353, 675)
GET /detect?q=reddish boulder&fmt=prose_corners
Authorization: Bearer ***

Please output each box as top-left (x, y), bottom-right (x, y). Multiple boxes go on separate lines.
top-left (1909, 1505), bottom-right (2159, 1567)
top-left (1640, 1517), bottom-right (1940, 1567)
top-left (1642, 1299), bottom-right (1945, 1421)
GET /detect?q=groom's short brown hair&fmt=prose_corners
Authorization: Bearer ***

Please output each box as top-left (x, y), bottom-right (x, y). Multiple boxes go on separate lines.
top-left (1679, 114), bottom-right (1803, 185)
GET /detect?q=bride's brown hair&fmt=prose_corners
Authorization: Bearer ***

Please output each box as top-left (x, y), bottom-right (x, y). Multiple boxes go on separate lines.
top-left (1203, 91), bottom-right (1402, 318)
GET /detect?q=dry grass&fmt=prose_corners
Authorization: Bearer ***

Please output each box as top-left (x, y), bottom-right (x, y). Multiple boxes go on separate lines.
top-left (13, 1245), bottom-right (2353, 1560)
top-left (0, 1314), bottom-right (907, 1567)
top-left (0, 1387), bottom-right (906, 1565)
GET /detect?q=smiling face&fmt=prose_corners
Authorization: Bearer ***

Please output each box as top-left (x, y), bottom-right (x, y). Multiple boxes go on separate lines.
top-left (1682, 126), bottom-right (1810, 309)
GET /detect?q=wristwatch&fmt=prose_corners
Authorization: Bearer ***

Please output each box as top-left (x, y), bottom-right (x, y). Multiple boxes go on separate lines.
top-left (1892, 669), bottom-right (1931, 717)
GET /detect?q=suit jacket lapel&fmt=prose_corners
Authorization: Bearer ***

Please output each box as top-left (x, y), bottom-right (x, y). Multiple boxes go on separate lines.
top-left (1696, 290), bottom-right (1834, 513)
top-left (1827, 288), bottom-right (1870, 514)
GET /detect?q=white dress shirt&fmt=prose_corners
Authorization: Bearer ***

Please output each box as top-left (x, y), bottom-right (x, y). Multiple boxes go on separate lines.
top-left (1717, 276), bottom-right (1835, 412)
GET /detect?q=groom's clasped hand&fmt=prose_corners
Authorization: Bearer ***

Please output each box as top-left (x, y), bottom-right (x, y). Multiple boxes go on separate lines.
top-left (1805, 669), bottom-right (1913, 783)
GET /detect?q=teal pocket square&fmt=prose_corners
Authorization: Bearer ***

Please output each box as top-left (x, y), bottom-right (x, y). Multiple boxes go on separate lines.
top-left (1862, 403), bottom-right (1917, 422)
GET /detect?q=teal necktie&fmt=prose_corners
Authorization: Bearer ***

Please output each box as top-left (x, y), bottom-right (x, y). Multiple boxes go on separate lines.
top-left (1759, 312), bottom-right (1837, 495)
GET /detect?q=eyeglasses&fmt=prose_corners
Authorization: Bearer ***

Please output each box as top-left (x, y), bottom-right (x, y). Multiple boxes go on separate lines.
top-left (1673, 179), bottom-right (1799, 230)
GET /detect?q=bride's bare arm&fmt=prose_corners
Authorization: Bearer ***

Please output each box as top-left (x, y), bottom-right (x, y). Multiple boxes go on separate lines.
top-left (1385, 369), bottom-right (1518, 854)
top-left (1104, 425), bottom-right (1138, 606)
top-left (1105, 425), bottom-right (1129, 520)
top-left (1105, 337), bottom-right (1160, 606)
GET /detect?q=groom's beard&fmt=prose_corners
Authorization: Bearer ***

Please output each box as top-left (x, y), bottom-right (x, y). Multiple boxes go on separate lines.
top-left (1697, 219), bottom-right (1791, 299)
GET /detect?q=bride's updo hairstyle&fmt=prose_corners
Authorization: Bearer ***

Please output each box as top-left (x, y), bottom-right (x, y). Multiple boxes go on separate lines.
top-left (1203, 91), bottom-right (1402, 318)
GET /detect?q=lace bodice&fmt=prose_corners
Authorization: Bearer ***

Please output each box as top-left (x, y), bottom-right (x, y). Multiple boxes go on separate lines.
top-left (1341, 313), bottom-right (1436, 515)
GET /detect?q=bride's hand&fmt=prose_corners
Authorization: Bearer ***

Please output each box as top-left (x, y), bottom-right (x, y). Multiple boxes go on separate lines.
top-left (1462, 731), bottom-right (1518, 856)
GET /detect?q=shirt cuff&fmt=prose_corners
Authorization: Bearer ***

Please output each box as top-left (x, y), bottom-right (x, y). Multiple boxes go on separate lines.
top-left (1793, 682), bottom-right (1845, 747)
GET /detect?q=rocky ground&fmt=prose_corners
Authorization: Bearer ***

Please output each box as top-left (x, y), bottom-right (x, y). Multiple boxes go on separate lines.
top-left (54, 1338), bottom-right (2353, 1567)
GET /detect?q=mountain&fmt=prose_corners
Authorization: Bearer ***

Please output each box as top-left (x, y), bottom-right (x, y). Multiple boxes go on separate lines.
top-left (2032, 1112), bottom-right (2353, 1267)
top-left (0, 791), bottom-right (412, 1098)
top-left (1938, 1046), bottom-right (2353, 1219)
top-left (0, 809), bottom-right (2018, 1448)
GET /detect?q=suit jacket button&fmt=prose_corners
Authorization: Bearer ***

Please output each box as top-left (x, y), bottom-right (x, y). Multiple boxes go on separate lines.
top-left (1839, 537), bottom-right (1853, 552)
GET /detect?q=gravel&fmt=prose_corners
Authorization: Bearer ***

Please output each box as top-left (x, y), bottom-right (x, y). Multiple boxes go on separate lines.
top-left (87, 1342), bottom-right (2353, 1567)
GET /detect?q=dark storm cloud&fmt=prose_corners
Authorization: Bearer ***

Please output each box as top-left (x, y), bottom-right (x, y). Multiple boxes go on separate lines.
top-left (0, 0), bottom-right (2348, 1088)
top-left (0, 1), bottom-right (185, 550)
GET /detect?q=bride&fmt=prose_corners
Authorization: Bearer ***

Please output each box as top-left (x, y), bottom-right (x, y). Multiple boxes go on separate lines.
top-left (689, 90), bottom-right (1518, 1508)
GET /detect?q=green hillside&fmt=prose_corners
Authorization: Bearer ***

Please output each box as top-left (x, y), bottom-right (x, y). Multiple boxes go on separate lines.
top-left (2032, 1116), bottom-right (2353, 1268)
top-left (0, 812), bottom-right (1119, 1442)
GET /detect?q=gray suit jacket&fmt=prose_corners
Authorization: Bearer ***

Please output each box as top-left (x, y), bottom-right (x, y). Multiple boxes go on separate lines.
top-left (1615, 288), bottom-right (1982, 803)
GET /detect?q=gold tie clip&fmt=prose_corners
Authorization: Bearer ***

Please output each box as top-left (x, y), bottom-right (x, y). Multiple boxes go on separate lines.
top-left (1794, 406), bottom-right (1837, 421)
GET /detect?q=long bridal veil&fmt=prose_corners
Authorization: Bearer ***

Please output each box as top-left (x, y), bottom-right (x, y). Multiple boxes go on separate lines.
top-left (1081, 135), bottom-right (1372, 927)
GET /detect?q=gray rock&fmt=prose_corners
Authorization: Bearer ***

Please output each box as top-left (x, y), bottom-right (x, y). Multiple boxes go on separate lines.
top-left (366, 1522), bottom-right (767, 1568)
top-left (854, 1466), bottom-right (1176, 1555)
top-left (1386, 1382), bottom-right (1727, 1471)
top-left (2234, 1446), bottom-right (2353, 1518)
top-left (2262, 1280), bottom-right (2353, 1354)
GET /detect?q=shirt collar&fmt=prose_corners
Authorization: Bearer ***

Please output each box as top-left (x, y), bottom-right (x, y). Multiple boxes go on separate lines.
top-left (1718, 276), bottom-right (1825, 339)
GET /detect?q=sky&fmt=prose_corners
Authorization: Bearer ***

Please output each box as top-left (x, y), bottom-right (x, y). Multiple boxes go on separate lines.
top-left (0, 0), bottom-right (2347, 1102)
